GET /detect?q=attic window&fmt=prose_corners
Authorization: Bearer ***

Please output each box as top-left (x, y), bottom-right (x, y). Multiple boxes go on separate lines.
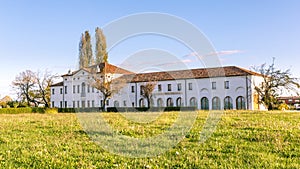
top-left (73, 78), bottom-right (75, 81)
top-left (65, 78), bottom-right (67, 81)
top-left (82, 72), bottom-right (85, 75)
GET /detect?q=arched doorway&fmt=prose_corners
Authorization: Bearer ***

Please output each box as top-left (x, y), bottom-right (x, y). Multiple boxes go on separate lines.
top-left (114, 101), bottom-right (119, 107)
top-left (190, 97), bottom-right (197, 107)
top-left (166, 98), bottom-right (174, 107)
top-left (224, 96), bottom-right (233, 110)
top-left (176, 97), bottom-right (182, 107)
top-left (157, 98), bottom-right (163, 107)
top-left (201, 97), bottom-right (209, 110)
top-left (212, 97), bottom-right (221, 110)
top-left (236, 96), bottom-right (246, 110)
top-left (139, 98), bottom-right (145, 107)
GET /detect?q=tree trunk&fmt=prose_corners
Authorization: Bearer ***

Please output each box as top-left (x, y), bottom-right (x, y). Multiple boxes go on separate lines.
top-left (102, 97), bottom-right (107, 111)
top-left (268, 103), bottom-right (273, 111)
top-left (147, 97), bottom-right (150, 109)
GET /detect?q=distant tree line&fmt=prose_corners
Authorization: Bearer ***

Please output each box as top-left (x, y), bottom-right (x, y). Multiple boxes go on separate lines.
top-left (79, 27), bottom-right (108, 69)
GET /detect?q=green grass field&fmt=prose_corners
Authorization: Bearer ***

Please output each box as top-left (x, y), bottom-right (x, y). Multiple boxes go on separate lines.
top-left (0, 111), bottom-right (299, 168)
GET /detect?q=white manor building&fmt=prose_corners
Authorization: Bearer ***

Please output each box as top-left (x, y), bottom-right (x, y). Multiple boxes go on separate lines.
top-left (50, 62), bottom-right (266, 110)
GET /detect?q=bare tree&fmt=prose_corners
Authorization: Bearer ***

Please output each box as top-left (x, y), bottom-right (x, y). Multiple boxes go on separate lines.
top-left (253, 58), bottom-right (300, 110)
top-left (140, 82), bottom-right (157, 109)
top-left (12, 70), bottom-right (38, 107)
top-left (36, 70), bottom-right (56, 108)
top-left (90, 73), bottom-right (126, 111)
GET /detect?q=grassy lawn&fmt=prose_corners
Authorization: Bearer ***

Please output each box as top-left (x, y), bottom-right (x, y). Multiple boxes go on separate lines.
top-left (0, 111), bottom-right (299, 168)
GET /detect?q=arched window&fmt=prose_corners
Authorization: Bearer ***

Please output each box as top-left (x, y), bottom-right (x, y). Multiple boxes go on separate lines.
top-left (236, 96), bottom-right (246, 110)
top-left (157, 98), bottom-right (163, 107)
top-left (176, 97), bottom-right (182, 107)
top-left (201, 97), bottom-right (209, 110)
top-left (212, 97), bottom-right (221, 110)
top-left (224, 96), bottom-right (233, 110)
top-left (190, 97), bottom-right (197, 107)
top-left (166, 98), bottom-right (174, 107)
top-left (114, 101), bottom-right (119, 107)
top-left (139, 98), bottom-right (145, 107)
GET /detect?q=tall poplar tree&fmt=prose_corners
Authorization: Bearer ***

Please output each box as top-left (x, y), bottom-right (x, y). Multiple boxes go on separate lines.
top-left (79, 33), bottom-right (87, 69)
top-left (85, 31), bottom-right (94, 66)
top-left (78, 31), bottom-right (94, 69)
top-left (95, 27), bottom-right (108, 63)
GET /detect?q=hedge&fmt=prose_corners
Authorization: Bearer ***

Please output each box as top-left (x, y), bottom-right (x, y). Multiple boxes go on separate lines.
top-left (58, 107), bottom-right (103, 113)
top-left (0, 108), bottom-right (33, 114)
top-left (107, 107), bottom-right (197, 112)
top-left (0, 108), bottom-right (58, 114)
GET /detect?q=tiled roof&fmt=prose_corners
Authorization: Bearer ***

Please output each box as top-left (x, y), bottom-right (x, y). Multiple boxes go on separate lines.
top-left (51, 81), bottom-right (63, 87)
top-left (122, 66), bottom-right (263, 83)
top-left (62, 62), bottom-right (133, 77)
top-left (57, 64), bottom-right (262, 84)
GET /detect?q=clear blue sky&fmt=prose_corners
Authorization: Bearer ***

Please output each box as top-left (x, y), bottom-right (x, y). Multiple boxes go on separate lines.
top-left (0, 0), bottom-right (300, 98)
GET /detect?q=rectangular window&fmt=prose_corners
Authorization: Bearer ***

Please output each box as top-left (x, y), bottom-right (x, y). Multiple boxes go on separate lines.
top-left (77, 101), bottom-right (80, 108)
top-left (64, 101), bottom-right (67, 108)
top-left (106, 100), bottom-right (109, 106)
top-left (140, 85), bottom-right (144, 95)
top-left (73, 101), bottom-right (75, 108)
top-left (92, 87), bottom-right (95, 93)
top-left (77, 85), bottom-right (80, 93)
top-left (64, 86), bottom-right (67, 94)
top-left (168, 84), bottom-right (172, 91)
top-left (177, 83), bottom-right (182, 91)
top-left (60, 101), bottom-right (63, 108)
top-left (52, 101), bottom-right (55, 108)
top-left (87, 100), bottom-right (90, 108)
top-left (52, 89), bottom-right (55, 95)
top-left (224, 81), bottom-right (229, 89)
top-left (81, 101), bottom-right (85, 108)
top-left (60, 88), bottom-right (63, 94)
top-left (73, 85), bottom-right (75, 93)
top-left (188, 83), bottom-right (193, 90)
top-left (92, 100), bottom-right (95, 107)
top-left (87, 85), bottom-right (90, 93)
top-left (131, 86), bottom-right (135, 93)
top-left (158, 84), bottom-right (162, 92)
top-left (123, 100), bottom-right (127, 107)
top-left (212, 82), bottom-right (217, 90)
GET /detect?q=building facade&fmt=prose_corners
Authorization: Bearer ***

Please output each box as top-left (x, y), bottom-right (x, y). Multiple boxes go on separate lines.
top-left (50, 63), bottom-right (266, 110)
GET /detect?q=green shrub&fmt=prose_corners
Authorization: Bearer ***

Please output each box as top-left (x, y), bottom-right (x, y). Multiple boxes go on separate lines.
top-left (32, 107), bottom-right (46, 113)
top-left (0, 108), bottom-right (32, 114)
top-left (278, 103), bottom-right (289, 110)
top-left (45, 108), bottom-right (58, 114)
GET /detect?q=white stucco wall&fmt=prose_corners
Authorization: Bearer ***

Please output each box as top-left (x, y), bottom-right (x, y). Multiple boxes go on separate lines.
top-left (50, 70), bottom-right (266, 110)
